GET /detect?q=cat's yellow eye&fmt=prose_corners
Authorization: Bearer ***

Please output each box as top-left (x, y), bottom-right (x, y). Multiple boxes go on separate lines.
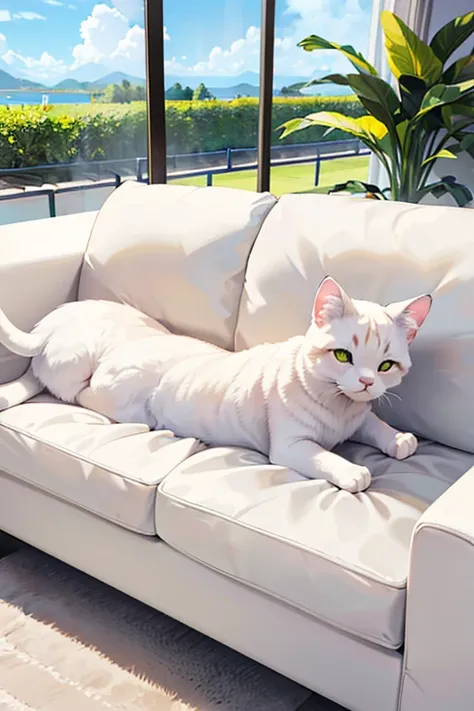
top-left (378, 360), bottom-right (395, 373)
top-left (333, 349), bottom-right (353, 364)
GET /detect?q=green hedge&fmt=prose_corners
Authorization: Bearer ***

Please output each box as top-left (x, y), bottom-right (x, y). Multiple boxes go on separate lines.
top-left (0, 103), bottom-right (147, 168)
top-left (0, 96), bottom-right (363, 168)
top-left (167, 96), bottom-right (363, 153)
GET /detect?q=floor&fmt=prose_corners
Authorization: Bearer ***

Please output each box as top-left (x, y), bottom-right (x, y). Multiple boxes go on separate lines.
top-left (0, 531), bottom-right (347, 711)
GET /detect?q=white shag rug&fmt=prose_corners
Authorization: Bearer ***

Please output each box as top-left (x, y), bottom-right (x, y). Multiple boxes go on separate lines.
top-left (0, 547), bottom-right (313, 711)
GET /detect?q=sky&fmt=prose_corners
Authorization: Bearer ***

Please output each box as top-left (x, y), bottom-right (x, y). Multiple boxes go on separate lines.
top-left (0, 0), bottom-right (374, 85)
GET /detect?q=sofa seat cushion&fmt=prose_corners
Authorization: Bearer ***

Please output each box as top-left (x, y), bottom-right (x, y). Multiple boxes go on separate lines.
top-left (0, 395), bottom-right (204, 535)
top-left (156, 440), bottom-right (473, 650)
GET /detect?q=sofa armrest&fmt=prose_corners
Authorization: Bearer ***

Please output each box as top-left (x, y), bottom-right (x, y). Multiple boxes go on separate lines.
top-left (400, 464), bottom-right (474, 711)
top-left (0, 212), bottom-right (96, 382)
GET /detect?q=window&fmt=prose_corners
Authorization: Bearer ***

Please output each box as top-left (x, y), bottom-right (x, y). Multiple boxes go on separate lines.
top-left (164, 0), bottom-right (261, 192)
top-left (0, 0), bottom-right (148, 225)
top-left (270, 0), bottom-right (374, 197)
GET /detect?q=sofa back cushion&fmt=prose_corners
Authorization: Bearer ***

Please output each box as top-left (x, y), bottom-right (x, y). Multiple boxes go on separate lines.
top-left (79, 182), bottom-right (276, 349)
top-left (235, 194), bottom-right (474, 453)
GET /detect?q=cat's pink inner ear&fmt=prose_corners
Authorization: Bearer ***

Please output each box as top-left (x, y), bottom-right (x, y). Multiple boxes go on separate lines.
top-left (388, 294), bottom-right (432, 343)
top-left (405, 295), bottom-right (432, 342)
top-left (313, 277), bottom-right (345, 327)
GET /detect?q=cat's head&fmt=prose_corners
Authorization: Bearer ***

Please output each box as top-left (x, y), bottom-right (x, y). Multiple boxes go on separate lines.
top-left (303, 277), bottom-right (432, 403)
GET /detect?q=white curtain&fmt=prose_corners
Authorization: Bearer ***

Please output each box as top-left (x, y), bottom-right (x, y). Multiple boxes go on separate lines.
top-left (390, 0), bottom-right (434, 39)
top-left (366, 0), bottom-right (433, 186)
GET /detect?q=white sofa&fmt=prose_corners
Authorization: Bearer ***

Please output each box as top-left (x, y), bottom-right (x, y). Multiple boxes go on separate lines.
top-left (0, 182), bottom-right (473, 711)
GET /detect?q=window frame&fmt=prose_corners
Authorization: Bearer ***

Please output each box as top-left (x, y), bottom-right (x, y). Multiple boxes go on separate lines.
top-left (144, 0), bottom-right (278, 191)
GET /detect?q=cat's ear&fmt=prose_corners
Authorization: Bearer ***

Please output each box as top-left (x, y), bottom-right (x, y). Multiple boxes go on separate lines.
top-left (312, 277), bottom-right (354, 328)
top-left (386, 294), bottom-right (432, 343)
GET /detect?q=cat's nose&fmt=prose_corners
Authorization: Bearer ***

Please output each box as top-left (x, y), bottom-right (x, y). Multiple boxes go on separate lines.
top-left (359, 376), bottom-right (374, 387)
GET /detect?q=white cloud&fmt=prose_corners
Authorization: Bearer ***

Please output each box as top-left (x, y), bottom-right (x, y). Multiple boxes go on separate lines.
top-left (165, 25), bottom-right (260, 77)
top-left (164, 0), bottom-right (371, 78)
top-left (275, 0), bottom-right (372, 75)
top-left (1, 49), bottom-right (16, 65)
top-left (198, 25), bottom-right (260, 75)
top-left (68, 4), bottom-right (77, 8)
top-left (13, 12), bottom-right (46, 21)
top-left (71, 3), bottom-right (154, 76)
top-left (112, 24), bottom-right (144, 62)
top-left (111, 0), bottom-right (143, 21)
top-left (1, 48), bottom-right (68, 82)
top-left (0, 32), bottom-right (6, 53)
top-left (2, 0), bottom-right (371, 86)
top-left (72, 4), bottom-right (130, 65)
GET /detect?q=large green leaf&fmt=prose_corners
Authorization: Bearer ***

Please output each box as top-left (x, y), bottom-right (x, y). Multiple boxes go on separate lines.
top-left (418, 79), bottom-right (474, 117)
top-left (418, 176), bottom-right (473, 207)
top-left (380, 11), bottom-right (442, 85)
top-left (297, 35), bottom-right (378, 75)
top-left (458, 53), bottom-right (474, 82)
top-left (443, 54), bottom-right (474, 84)
top-left (451, 99), bottom-right (474, 117)
top-left (430, 12), bottom-right (474, 64)
top-left (377, 132), bottom-right (397, 162)
top-left (396, 119), bottom-right (409, 147)
top-left (279, 111), bottom-right (364, 140)
top-left (328, 180), bottom-right (387, 199)
top-left (277, 117), bottom-right (314, 138)
top-left (449, 133), bottom-right (474, 158)
top-left (441, 94), bottom-right (474, 125)
top-left (306, 112), bottom-right (388, 141)
top-left (278, 111), bottom-right (388, 149)
top-left (421, 149), bottom-right (457, 167)
top-left (458, 133), bottom-right (474, 158)
top-left (398, 75), bottom-right (427, 118)
top-left (346, 73), bottom-right (400, 128)
top-left (287, 75), bottom-right (350, 92)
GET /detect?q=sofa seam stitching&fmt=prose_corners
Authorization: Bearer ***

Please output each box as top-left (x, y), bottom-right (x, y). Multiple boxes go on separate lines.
top-left (158, 484), bottom-right (408, 590)
top-left (0, 415), bottom-right (197, 486)
top-left (0, 463), bottom-right (156, 535)
top-left (157, 532), bottom-right (402, 651)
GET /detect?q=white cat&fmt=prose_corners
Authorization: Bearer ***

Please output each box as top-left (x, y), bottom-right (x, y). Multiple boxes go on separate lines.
top-left (0, 278), bottom-right (431, 493)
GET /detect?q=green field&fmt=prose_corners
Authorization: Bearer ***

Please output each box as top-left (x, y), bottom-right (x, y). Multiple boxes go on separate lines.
top-left (169, 155), bottom-right (369, 197)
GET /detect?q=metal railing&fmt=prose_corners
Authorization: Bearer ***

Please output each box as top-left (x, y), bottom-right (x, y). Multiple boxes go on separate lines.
top-left (0, 139), bottom-right (369, 219)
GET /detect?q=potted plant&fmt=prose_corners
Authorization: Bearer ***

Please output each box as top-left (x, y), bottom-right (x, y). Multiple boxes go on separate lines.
top-left (279, 11), bottom-right (474, 206)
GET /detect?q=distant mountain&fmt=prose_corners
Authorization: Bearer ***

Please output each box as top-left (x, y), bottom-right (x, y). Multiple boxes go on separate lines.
top-left (0, 68), bottom-right (45, 90)
top-left (0, 68), bottom-right (21, 90)
top-left (53, 78), bottom-right (89, 90)
top-left (64, 62), bottom-right (111, 84)
top-left (164, 72), bottom-right (311, 90)
top-left (52, 72), bottom-right (146, 91)
top-left (89, 72), bottom-right (146, 88)
top-left (0, 65), bottom-right (352, 97)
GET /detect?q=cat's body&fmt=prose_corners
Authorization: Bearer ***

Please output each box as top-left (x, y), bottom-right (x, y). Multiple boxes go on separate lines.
top-left (0, 279), bottom-right (432, 492)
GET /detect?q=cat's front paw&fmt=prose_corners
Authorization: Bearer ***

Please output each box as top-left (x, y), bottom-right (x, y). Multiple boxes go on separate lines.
top-left (386, 431), bottom-right (418, 460)
top-left (331, 464), bottom-right (371, 494)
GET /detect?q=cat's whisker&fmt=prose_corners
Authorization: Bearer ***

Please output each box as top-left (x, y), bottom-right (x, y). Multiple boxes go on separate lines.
top-left (385, 390), bottom-right (402, 403)
top-left (378, 393), bottom-right (392, 408)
